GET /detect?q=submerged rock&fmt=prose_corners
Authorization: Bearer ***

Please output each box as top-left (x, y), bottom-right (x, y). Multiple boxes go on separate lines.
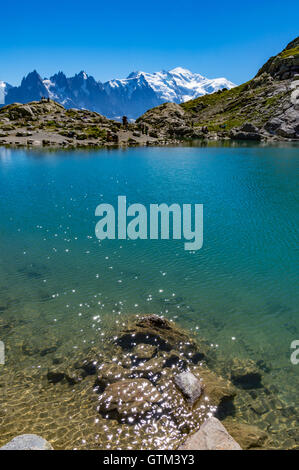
top-left (94, 363), bottom-right (132, 391)
top-left (223, 420), bottom-right (269, 449)
top-left (194, 366), bottom-right (237, 406)
top-left (132, 343), bottom-right (157, 361)
top-left (136, 314), bottom-right (172, 330)
top-left (130, 356), bottom-right (164, 384)
top-left (98, 378), bottom-right (163, 423)
top-left (116, 314), bottom-right (200, 356)
top-left (229, 358), bottom-right (263, 390)
top-left (47, 369), bottom-right (65, 384)
top-left (96, 315), bottom-right (238, 430)
top-left (179, 417), bottom-right (242, 450)
top-left (0, 434), bottom-right (53, 450)
top-left (27, 314), bottom-right (261, 448)
top-left (174, 371), bottom-right (203, 405)
top-left (47, 363), bottom-right (84, 385)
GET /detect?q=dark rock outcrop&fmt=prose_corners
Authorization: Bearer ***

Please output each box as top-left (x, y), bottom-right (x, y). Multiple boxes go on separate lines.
top-left (230, 122), bottom-right (262, 141)
top-left (256, 37), bottom-right (299, 80)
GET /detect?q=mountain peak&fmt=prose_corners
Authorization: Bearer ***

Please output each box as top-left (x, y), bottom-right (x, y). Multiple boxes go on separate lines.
top-left (0, 81), bottom-right (12, 105)
top-left (21, 70), bottom-right (44, 87)
top-left (126, 71), bottom-right (143, 79)
top-left (169, 67), bottom-right (192, 75)
top-left (3, 66), bottom-right (235, 119)
top-left (27, 70), bottom-right (42, 79)
top-left (77, 71), bottom-right (88, 79)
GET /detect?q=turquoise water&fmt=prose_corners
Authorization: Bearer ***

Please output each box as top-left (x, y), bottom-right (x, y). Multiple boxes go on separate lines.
top-left (0, 144), bottom-right (298, 448)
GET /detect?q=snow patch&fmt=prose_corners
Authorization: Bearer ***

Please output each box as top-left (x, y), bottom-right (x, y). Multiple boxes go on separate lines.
top-left (103, 67), bottom-right (235, 104)
top-left (0, 81), bottom-right (7, 104)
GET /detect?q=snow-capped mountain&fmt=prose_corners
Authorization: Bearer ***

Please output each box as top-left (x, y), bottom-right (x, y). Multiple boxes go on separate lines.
top-left (111, 67), bottom-right (235, 103)
top-left (3, 68), bottom-right (235, 119)
top-left (0, 81), bottom-right (12, 105)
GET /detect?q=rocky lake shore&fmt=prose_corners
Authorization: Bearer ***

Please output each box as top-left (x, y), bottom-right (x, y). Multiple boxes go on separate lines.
top-left (0, 100), bottom-right (167, 149)
top-left (0, 38), bottom-right (298, 150)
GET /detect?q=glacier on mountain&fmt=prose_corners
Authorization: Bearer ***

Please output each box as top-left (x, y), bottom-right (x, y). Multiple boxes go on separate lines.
top-left (0, 81), bottom-right (12, 105)
top-left (117, 67), bottom-right (235, 103)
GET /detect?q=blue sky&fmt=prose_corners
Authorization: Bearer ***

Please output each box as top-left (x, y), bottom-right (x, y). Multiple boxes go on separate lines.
top-left (0, 0), bottom-right (298, 85)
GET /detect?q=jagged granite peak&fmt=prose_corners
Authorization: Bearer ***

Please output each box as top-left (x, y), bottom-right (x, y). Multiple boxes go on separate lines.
top-left (3, 67), bottom-right (235, 119)
top-left (49, 71), bottom-right (68, 87)
top-left (7, 70), bottom-right (48, 103)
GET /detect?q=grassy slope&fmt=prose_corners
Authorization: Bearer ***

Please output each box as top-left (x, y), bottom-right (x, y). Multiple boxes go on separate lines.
top-left (280, 45), bottom-right (299, 59)
top-left (179, 37), bottom-right (299, 132)
top-left (180, 81), bottom-right (288, 131)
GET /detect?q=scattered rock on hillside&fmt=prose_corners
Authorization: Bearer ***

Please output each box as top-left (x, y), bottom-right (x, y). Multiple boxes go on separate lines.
top-left (230, 122), bottom-right (262, 141)
top-left (0, 99), bottom-right (170, 148)
top-left (276, 123), bottom-right (297, 138)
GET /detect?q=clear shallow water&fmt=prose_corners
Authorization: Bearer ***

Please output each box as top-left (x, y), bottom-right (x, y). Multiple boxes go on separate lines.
top-left (0, 144), bottom-right (298, 449)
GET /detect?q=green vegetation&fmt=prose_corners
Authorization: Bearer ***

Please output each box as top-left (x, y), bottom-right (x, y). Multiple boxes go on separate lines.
top-left (44, 120), bottom-right (61, 129)
top-left (279, 45), bottom-right (299, 59)
top-left (61, 127), bottom-right (107, 141)
top-left (83, 127), bottom-right (107, 139)
top-left (65, 109), bottom-right (78, 118)
top-left (200, 118), bottom-right (244, 132)
top-left (264, 92), bottom-right (286, 107)
top-left (181, 82), bottom-right (250, 113)
top-left (178, 75), bottom-right (291, 134)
